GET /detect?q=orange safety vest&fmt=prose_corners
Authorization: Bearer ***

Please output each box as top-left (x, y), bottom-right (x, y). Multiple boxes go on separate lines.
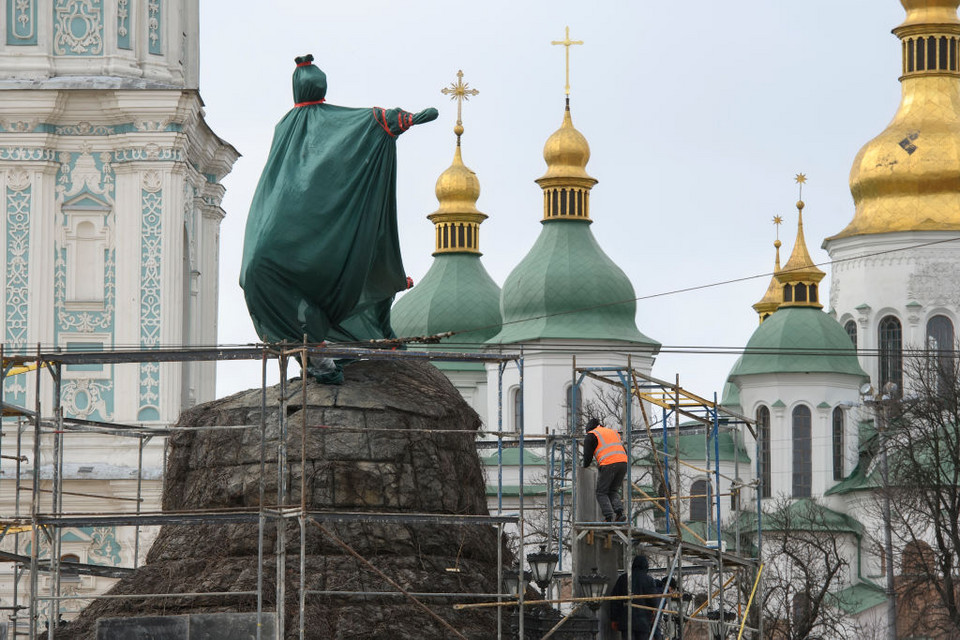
top-left (593, 426), bottom-right (627, 466)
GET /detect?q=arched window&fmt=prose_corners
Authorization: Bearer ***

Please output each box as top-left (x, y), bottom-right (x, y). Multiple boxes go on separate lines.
top-left (61, 553), bottom-right (81, 581)
top-left (918, 37), bottom-right (926, 71)
top-left (908, 38), bottom-right (915, 71)
top-left (794, 283), bottom-right (807, 303)
top-left (902, 540), bottom-right (934, 578)
top-left (511, 387), bottom-right (522, 432)
top-left (690, 479), bottom-right (712, 523)
top-left (927, 315), bottom-right (955, 391)
top-left (832, 407), bottom-right (845, 481)
top-left (782, 284), bottom-right (793, 303)
top-left (792, 405), bottom-right (812, 498)
top-left (844, 319), bottom-right (858, 347)
top-left (929, 36), bottom-right (937, 69)
top-left (756, 406), bottom-right (771, 498)
top-left (879, 316), bottom-right (903, 392)
top-left (940, 36), bottom-right (949, 69)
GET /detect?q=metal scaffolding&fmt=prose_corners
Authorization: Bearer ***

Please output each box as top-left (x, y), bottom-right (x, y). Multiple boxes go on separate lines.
top-left (0, 344), bottom-right (763, 640)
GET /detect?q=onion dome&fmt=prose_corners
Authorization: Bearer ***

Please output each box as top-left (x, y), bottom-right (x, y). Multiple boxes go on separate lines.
top-left (828, 0), bottom-right (960, 241)
top-left (491, 102), bottom-right (658, 348)
top-left (753, 234), bottom-right (783, 323)
top-left (391, 71), bottom-right (501, 353)
top-left (728, 306), bottom-right (867, 378)
top-left (777, 189), bottom-right (825, 309)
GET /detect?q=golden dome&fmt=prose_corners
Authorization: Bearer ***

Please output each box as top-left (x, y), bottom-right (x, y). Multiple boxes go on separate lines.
top-left (829, 0), bottom-right (960, 241)
top-left (537, 106), bottom-right (596, 183)
top-left (752, 239), bottom-right (782, 323)
top-left (535, 103), bottom-right (598, 221)
top-left (428, 145), bottom-right (487, 255)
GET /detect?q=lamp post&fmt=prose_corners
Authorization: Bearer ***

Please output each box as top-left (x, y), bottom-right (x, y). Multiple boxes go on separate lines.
top-left (577, 567), bottom-right (608, 640)
top-left (503, 565), bottom-right (531, 598)
top-left (527, 545), bottom-right (559, 592)
top-left (861, 382), bottom-right (898, 640)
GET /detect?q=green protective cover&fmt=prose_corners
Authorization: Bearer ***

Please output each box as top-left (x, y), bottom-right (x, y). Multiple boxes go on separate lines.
top-left (240, 58), bottom-right (438, 351)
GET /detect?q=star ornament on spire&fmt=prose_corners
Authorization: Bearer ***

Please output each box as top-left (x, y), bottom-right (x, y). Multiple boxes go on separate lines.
top-left (795, 172), bottom-right (807, 202)
top-left (441, 69), bottom-right (479, 142)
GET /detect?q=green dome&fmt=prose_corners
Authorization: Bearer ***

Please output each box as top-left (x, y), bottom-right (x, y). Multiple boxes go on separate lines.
top-left (392, 253), bottom-right (502, 344)
top-left (490, 220), bottom-right (658, 346)
top-left (720, 371), bottom-right (742, 411)
top-left (729, 307), bottom-right (867, 378)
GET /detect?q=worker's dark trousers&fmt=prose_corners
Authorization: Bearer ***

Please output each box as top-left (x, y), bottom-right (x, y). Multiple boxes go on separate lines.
top-left (595, 461), bottom-right (627, 520)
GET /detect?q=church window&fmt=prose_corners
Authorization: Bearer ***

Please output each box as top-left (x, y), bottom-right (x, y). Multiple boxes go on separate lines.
top-left (908, 39), bottom-right (915, 72)
top-left (917, 38), bottom-right (926, 71)
top-left (926, 314), bottom-right (955, 392)
top-left (783, 285), bottom-right (793, 303)
top-left (794, 283), bottom-right (807, 303)
top-left (690, 479), bottom-right (711, 523)
top-left (844, 320), bottom-right (857, 347)
top-left (511, 387), bottom-right (522, 432)
top-left (879, 316), bottom-right (903, 392)
top-left (551, 189), bottom-right (559, 216)
top-left (442, 224), bottom-right (449, 249)
top-left (792, 405), bottom-right (812, 498)
top-left (951, 37), bottom-right (957, 70)
top-left (832, 407), bottom-right (845, 481)
top-left (929, 36), bottom-right (937, 70)
top-left (756, 405), bottom-right (771, 498)
top-left (457, 223), bottom-right (465, 247)
top-left (466, 224), bottom-right (474, 249)
top-left (808, 284), bottom-right (817, 303)
top-left (560, 188), bottom-right (567, 216)
top-left (940, 36), bottom-right (949, 69)
top-left (577, 189), bottom-right (583, 216)
top-left (60, 553), bottom-right (81, 581)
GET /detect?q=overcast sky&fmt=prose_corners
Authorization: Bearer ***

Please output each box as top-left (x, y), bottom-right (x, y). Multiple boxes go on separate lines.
top-left (199, 0), bottom-right (907, 399)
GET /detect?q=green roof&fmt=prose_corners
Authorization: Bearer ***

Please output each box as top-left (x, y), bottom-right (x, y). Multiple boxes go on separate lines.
top-left (829, 581), bottom-right (886, 615)
top-left (481, 449), bottom-right (547, 466)
top-left (733, 499), bottom-right (863, 535)
top-left (392, 253), bottom-right (502, 344)
top-left (825, 458), bottom-right (878, 496)
top-left (720, 375), bottom-right (741, 410)
top-left (729, 307), bottom-right (867, 378)
top-left (490, 220), bottom-right (659, 347)
top-left (644, 431), bottom-right (751, 464)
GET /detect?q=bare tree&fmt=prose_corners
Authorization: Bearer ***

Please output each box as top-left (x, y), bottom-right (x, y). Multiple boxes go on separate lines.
top-left (871, 350), bottom-right (960, 638)
top-left (735, 497), bottom-right (865, 640)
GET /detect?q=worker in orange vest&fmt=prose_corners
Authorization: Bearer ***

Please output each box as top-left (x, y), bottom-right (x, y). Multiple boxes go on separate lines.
top-left (583, 417), bottom-right (628, 522)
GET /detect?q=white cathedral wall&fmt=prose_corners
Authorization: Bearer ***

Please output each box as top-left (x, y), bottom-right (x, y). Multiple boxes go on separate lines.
top-left (733, 372), bottom-right (862, 501)
top-left (483, 341), bottom-right (656, 437)
top-left (826, 230), bottom-right (960, 389)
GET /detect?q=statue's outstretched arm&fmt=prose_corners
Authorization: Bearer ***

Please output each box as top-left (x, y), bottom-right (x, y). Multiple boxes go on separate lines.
top-left (375, 107), bottom-right (439, 137)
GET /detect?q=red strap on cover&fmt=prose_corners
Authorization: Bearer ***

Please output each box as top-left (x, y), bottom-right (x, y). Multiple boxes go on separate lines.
top-left (296, 61), bottom-right (312, 67)
top-left (294, 99), bottom-right (326, 107)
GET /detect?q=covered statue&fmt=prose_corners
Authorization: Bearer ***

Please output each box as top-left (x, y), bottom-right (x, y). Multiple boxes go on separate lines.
top-left (240, 54), bottom-right (438, 382)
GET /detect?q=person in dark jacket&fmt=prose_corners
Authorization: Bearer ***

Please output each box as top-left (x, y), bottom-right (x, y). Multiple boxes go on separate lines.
top-left (609, 554), bottom-right (664, 639)
top-left (582, 417), bottom-right (628, 522)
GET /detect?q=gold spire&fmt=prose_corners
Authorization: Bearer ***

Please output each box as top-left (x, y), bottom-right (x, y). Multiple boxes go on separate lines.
top-left (778, 175), bottom-right (825, 308)
top-left (752, 216), bottom-right (784, 323)
top-left (551, 26), bottom-right (584, 97)
top-left (536, 30), bottom-right (597, 223)
top-left (429, 70), bottom-right (487, 255)
top-left (828, 1), bottom-right (960, 241)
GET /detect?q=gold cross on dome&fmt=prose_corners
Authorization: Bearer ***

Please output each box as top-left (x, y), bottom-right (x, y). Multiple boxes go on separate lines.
top-left (551, 26), bottom-right (583, 96)
top-left (441, 70), bottom-right (479, 140)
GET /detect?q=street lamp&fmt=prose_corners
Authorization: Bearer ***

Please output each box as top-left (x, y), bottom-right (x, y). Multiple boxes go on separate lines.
top-left (526, 544), bottom-right (559, 591)
top-left (503, 565), bottom-right (531, 597)
top-left (705, 608), bottom-right (736, 640)
top-left (861, 381), bottom-right (898, 640)
top-left (577, 567), bottom-right (608, 611)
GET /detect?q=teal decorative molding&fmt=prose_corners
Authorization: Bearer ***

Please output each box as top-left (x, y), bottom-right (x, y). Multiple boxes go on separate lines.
top-left (53, 0), bottom-right (103, 56)
top-left (113, 146), bottom-right (182, 163)
top-left (0, 147), bottom-right (58, 162)
top-left (87, 526), bottom-right (121, 565)
top-left (54, 122), bottom-right (115, 136)
top-left (116, 0), bottom-right (129, 49)
top-left (138, 171), bottom-right (162, 421)
top-left (7, 0), bottom-right (37, 45)
top-left (4, 169), bottom-right (31, 404)
top-left (147, 0), bottom-right (161, 55)
top-left (54, 149), bottom-right (116, 421)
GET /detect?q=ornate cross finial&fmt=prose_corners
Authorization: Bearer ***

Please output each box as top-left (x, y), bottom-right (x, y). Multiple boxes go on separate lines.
top-left (551, 26), bottom-right (583, 96)
top-left (441, 70), bottom-right (479, 144)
